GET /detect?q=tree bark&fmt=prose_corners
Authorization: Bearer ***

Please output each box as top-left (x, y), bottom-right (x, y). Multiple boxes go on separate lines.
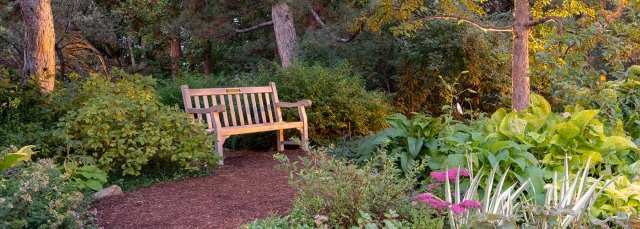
top-left (55, 45), bottom-right (65, 80)
top-left (512, 0), bottom-right (531, 111)
top-left (203, 40), bottom-right (213, 76)
top-left (20, 0), bottom-right (56, 93)
top-left (271, 2), bottom-right (297, 68)
top-left (127, 37), bottom-right (136, 67)
top-left (170, 36), bottom-right (182, 77)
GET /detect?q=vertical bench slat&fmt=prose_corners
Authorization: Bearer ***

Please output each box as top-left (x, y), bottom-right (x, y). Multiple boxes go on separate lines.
top-left (258, 93), bottom-right (267, 124)
top-left (194, 96), bottom-right (202, 121)
top-left (227, 94), bottom-right (237, 126)
top-left (235, 94), bottom-right (245, 125)
top-left (243, 94), bottom-right (253, 125)
top-left (210, 95), bottom-right (221, 127)
top-left (265, 92), bottom-right (274, 123)
top-left (251, 93), bottom-right (260, 124)
top-left (270, 83), bottom-right (282, 122)
top-left (219, 95), bottom-right (229, 127)
top-left (202, 95), bottom-right (213, 130)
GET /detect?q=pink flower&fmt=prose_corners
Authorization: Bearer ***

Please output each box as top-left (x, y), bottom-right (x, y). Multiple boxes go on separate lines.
top-left (430, 168), bottom-right (470, 182)
top-left (459, 200), bottom-right (482, 209)
top-left (413, 192), bottom-right (451, 213)
top-left (450, 204), bottom-right (466, 215)
top-left (427, 182), bottom-right (442, 190)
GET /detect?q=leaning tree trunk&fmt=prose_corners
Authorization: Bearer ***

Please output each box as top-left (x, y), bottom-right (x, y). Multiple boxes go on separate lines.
top-left (512, 0), bottom-right (531, 111)
top-left (203, 40), bottom-right (213, 76)
top-left (271, 2), bottom-right (297, 68)
top-left (170, 36), bottom-right (182, 77)
top-left (20, 0), bottom-right (56, 93)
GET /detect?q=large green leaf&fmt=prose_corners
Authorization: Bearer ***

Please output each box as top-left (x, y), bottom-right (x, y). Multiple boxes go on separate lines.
top-left (530, 93), bottom-right (551, 117)
top-left (595, 136), bottom-right (638, 154)
top-left (555, 122), bottom-right (581, 140)
top-left (407, 137), bottom-right (424, 158)
top-left (570, 110), bottom-right (599, 133)
top-left (499, 112), bottom-right (527, 138)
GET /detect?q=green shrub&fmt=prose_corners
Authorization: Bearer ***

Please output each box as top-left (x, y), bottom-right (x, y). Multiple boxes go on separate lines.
top-left (57, 71), bottom-right (220, 176)
top-left (274, 146), bottom-right (414, 227)
top-left (237, 62), bottom-right (393, 141)
top-left (0, 158), bottom-right (93, 228)
top-left (156, 72), bottom-right (225, 108)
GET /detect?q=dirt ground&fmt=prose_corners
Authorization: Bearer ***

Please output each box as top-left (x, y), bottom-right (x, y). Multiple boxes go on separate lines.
top-left (95, 150), bottom-right (306, 229)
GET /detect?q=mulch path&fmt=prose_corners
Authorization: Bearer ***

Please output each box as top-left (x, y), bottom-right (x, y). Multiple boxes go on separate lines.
top-left (95, 149), bottom-right (306, 229)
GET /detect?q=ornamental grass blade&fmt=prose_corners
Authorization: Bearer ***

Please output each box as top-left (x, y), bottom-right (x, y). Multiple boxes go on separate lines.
top-left (491, 168), bottom-right (510, 214)
top-left (576, 157), bottom-right (592, 201)
top-left (465, 171), bottom-right (484, 201)
top-left (560, 176), bottom-right (604, 229)
top-left (560, 168), bottom-right (582, 208)
top-left (484, 167), bottom-right (497, 212)
top-left (445, 167), bottom-right (455, 229)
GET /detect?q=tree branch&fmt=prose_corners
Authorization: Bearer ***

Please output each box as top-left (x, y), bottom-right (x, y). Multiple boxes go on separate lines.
top-left (528, 16), bottom-right (563, 30)
top-left (234, 21), bottom-right (273, 33)
top-left (416, 15), bottom-right (513, 32)
top-left (306, 4), bottom-right (360, 42)
top-left (0, 34), bottom-right (23, 54)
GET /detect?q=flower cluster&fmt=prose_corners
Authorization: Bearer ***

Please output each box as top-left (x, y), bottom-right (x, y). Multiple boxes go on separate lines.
top-left (413, 192), bottom-right (451, 213)
top-left (450, 200), bottom-right (483, 215)
top-left (429, 168), bottom-right (470, 183)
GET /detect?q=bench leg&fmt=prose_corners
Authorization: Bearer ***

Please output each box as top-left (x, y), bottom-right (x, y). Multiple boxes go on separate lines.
top-left (216, 136), bottom-right (227, 165)
top-left (276, 129), bottom-right (284, 152)
top-left (301, 126), bottom-right (309, 151)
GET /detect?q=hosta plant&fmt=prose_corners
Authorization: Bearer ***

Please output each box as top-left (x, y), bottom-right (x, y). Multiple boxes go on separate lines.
top-left (0, 145), bottom-right (35, 173)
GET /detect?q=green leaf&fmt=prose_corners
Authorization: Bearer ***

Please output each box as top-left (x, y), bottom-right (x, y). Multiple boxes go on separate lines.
top-left (85, 179), bottom-right (103, 191)
top-left (407, 137), bottom-right (424, 158)
top-left (570, 110), bottom-right (599, 132)
top-left (595, 136), bottom-right (638, 153)
top-left (499, 112), bottom-right (527, 137)
top-left (486, 141), bottom-right (510, 154)
top-left (400, 151), bottom-right (411, 173)
top-left (555, 122), bottom-right (581, 140)
top-left (529, 93), bottom-right (551, 117)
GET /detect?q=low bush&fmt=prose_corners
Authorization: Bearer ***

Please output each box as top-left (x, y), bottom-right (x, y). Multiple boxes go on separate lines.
top-left (274, 146), bottom-right (414, 227)
top-left (237, 62), bottom-right (393, 141)
top-left (0, 147), bottom-right (96, 228)
top-left (57, 71), bottom-right (220, 176)
top-left (156, 72), bottom-right (225, 108)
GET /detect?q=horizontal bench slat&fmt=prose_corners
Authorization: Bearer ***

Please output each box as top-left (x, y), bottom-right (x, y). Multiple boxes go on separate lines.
top-left (188, 86), bottom-right (273, 96)
top-left (216, 122), bottom-right (303, 136)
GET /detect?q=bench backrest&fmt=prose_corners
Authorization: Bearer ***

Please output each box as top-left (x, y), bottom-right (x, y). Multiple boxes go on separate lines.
top-left (181, 82), bottom-right (283, 130)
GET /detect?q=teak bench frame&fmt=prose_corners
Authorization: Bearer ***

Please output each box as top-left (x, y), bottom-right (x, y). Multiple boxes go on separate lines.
top-left (181, 82), bottom-right (312, 165)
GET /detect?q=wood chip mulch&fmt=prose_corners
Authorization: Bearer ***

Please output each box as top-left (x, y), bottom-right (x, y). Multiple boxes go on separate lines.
top-left (95, 150), bottom-right (306, 229)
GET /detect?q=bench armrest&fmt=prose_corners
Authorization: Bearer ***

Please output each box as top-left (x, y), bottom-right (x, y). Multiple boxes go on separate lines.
top-left (185, 104), bottom-right (227, 114)
top-left (275, 100), bottom-right (312, 108)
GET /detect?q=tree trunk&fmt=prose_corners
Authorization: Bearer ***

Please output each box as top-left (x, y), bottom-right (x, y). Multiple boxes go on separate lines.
top-left (512, 0), bottom-right (531, 111)
top-left (203, 40), bottom-right (213, 76)
top-left (55, 45), bottom-right (65, 81)
top-left (20, 0), bottom-right (56, 93)
top-left (170, 36), bottom-right (182, 77)
top-left (271, 2), bottom-right (297, 68)
top-left (127, 37), bottom-right (136, 67)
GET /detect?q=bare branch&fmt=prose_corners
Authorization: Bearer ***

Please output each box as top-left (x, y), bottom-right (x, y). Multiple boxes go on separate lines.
top-left (235, 21), bottom-right (273, 33)
top-left (528, 16), bottom-right (563, 30)
top-left (0, 34), bottom-right (23, 54)
top-left (306, 4), bottom-right (360, 42)
top-left (416, 15), bottom-right (513, 32)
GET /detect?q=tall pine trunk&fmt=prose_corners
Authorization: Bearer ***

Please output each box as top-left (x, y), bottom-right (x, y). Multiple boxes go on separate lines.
top-left (20, 0), bottom-right (56, 93)
top-left (203, 40), bottom-right (213, 76)
top-left (512, 0), bottom-right (531, 111)
top-left (170, 36), bottom-right (182, 77)
top-left (271, 2), bottom-right (297, 68)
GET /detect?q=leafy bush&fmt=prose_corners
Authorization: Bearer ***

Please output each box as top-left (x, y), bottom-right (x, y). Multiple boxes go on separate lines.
top-left (57, 71), bottom-right (220, 176)
top-left (274, 146), bottom-right (414, 227)
top-left (570, 65), bottom-right (640, 142)
top-left (236, 62), bottom-right (393, 141)
top-left (156, 72), bottom-right (225, 108)
top-left (0, 157), bottom-right (94, 228)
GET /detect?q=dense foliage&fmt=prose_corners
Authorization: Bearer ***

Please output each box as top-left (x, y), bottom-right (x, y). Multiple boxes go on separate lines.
top-left (57, 71), bottom-right (219, 176)
top-left (273, 146), bottom-right (415, 227)
top-left (235, 63), bottom-right (393, 141)
top-left (0, 147), bottom-right (96, 229)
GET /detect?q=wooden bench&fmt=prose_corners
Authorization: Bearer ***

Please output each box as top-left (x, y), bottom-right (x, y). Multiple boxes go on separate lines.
top-left (181, 82), bottom-right (312, 165)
